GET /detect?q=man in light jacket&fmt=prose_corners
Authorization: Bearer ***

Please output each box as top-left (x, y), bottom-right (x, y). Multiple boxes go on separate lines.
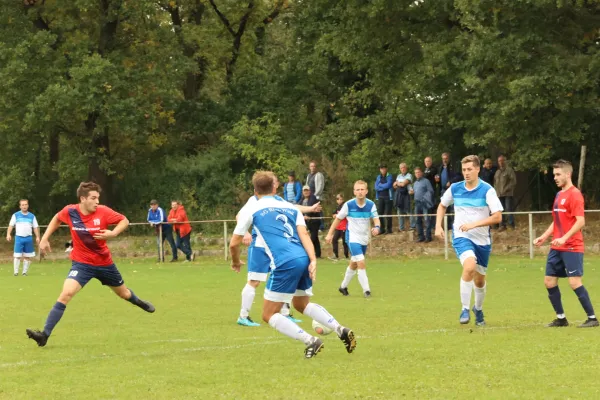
top-left (147, 200), bottom-right (178, 262)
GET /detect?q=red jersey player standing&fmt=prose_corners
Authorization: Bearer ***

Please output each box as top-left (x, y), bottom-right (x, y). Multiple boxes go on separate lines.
top-left (534, 160), bottom-right (598, 328)
top-left (26, 182), bottom-right (155, 347)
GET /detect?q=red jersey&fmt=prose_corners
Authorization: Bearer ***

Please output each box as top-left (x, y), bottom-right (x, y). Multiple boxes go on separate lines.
top-left (551, 186), bottom-right (585, 253)
top-left (334, 205), bottom-right (348, 231)
top-left (58, 204), bottom-right (126, 266)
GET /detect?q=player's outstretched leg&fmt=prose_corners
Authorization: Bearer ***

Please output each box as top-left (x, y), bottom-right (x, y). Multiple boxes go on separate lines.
top-left (26, 279), bottom-right (82, 347)
top-left (262, 300), bottom-right (322, 359)
top-left (293, 297), bottom-right (356, 354)
top-left (112, 285), bottom-right (155, 313)
top-left (238, 281), bottom-right (260, 326)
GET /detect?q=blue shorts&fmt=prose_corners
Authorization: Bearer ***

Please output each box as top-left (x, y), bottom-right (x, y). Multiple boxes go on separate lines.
top-left (14, 236), bottom-right (35, 257)
top-left (264, 256), bottom-right (312, 303)
top-left (545, 249), bottom-right (584, 277)
top-left (348, 242), bottom-right (368, 262)
top-left (247, 246), bottom-right (272, 282)
top-left (453, 237), bottom-right (492, 273)
top-left (67, 262), bottom-right (124, 287)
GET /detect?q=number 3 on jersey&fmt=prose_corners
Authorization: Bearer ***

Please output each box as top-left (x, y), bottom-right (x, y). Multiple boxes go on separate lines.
top-left (276, 214), bottom-right (298, 243)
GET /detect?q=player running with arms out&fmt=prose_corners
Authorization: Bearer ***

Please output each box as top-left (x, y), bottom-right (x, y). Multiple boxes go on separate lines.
top-left (7, 199), bottom-right (40, 276)
top-left (26, 182), bottom-right (155, 347)
top-left (235, 174), bottom-right (321, 327)
top-left (326, 180), bottom-right (380, 298)
top-left (435, 155), bottom-right (503, 326)
top-left (230, 171), bottom-right (355, 358)
top-left (533, 160), bottom-right (598, 328)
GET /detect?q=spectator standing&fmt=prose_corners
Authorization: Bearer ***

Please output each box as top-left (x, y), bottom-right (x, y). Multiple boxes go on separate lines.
top-left (494, 155), bottom-right (517, 231)
top-left (283, 171), bottom-right (303, 204)
top-left (480, 158), bottom-right (497, 186)
top-left (306, 161), bottom-right (325, 230)
top-left (424, 157), bottom-right (439, 228)
top-left (413, 168), bottom-right (435, 242)
top-left (423, 157), bottom-right (438, 189)
top-left (439, 152), bottom-right (455, 194)
top-left (375, 163), bottom-right (394, 234)
top-left (6, 199), bottom-right (40, 276)
top-left (147, 200), bottom-right (178, 262)
top-left (393, 163), bottom-right (413, 231)
top-left (301, 185), bottom-right (321, 258)
top-left (329, 193), bottom-right (349, 261)
top-left (168, 200), bottom-right (195, 262)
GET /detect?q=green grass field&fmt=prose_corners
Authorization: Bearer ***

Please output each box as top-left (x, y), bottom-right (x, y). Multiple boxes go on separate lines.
top-left (1, 255), bottom-right (599, 399)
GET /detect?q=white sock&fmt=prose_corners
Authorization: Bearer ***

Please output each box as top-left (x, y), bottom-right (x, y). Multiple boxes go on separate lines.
top-left (14, 258), bottom-right (20, 275)
top-left (460, 279), bottom-right (474, 310)
top-left (280, 303), bottom-right (290, 317)
top-left (240, 284), bottom-right (256, 318)
top-left (357, 269), bottom-right (370, 293)
top-left (23, 260), bottom-right (31, 274)
top-left (303, 303), bottom-right (342, 335)
top-left (474, 283), bottom-right (486, 311)
top-left (268, 313), bottom-right (314, 345)
top-left (341, 267), bottom-right (356, 288)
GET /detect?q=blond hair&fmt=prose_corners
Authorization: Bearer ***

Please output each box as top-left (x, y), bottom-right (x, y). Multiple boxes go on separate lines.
top-left (461, 155), bottom-right (480, 167)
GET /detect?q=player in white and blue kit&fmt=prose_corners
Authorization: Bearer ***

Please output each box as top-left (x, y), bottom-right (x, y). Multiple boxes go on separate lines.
top-left (6, 199), bottom-right (40, 276)
top-left (326, 180), bottom-right (381, 298)
top-left (230, 171), bottom-right (356, 358)
top-left (235, 175), bottom-right (321, 327)
top-left (435, 155), bottom-right (503, 326)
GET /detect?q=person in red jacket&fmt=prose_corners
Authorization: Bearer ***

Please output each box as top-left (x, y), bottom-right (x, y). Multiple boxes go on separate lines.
top-left (168, 200), bottom-right (195, 262)
top-left (329, 193), bottom-right (349, 261)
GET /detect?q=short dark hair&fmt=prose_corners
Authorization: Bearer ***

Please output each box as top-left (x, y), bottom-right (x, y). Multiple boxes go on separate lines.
top-left (336, 193), bottom-right (344, 199)
top-left (150, 199), bottom-right (158, 205)
top-left (553, 159), bottom-right (573, 173)
top-left (77, 182), bottom-right (101, 199)
top-left (288, 171), bottom-right (295, 177)
top-left (414, 167), bottom-right (423, 172)
top-left (379, 163), bottom-right (387, 168)
top-left (253, 171), bottom-right (275, 195)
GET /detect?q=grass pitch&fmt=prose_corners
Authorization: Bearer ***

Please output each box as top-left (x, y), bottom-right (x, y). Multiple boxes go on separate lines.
top-left (1, 255), bottom-right (599, 399)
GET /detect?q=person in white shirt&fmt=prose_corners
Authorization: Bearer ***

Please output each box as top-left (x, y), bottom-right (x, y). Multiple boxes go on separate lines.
top-left (6, 199), bottom-right (40, 276)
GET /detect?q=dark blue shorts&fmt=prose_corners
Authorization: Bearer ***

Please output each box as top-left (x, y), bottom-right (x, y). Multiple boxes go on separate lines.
top-left (545, 249), bottom-right (584, 278)
top-left (67, 262), bottom-right (125, 287)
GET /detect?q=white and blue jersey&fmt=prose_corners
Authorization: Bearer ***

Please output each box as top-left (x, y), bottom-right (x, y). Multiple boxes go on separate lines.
top-left (9, 211), bottom-right (38, 257)
top-left (440, 180), bottom-right (503, 271)
top-left (234, 196), bottom-right (312, 302)
top-left (335, 198), bottom-right (378, 261)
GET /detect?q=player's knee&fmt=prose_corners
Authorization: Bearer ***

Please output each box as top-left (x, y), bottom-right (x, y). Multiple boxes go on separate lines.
top-left (544, 276), bottom-right (557, 288)
top-left (474, 275), bottom-right (486, 288)
top-left (57, 291), bottom-right (75, 304)
top-left (262, 310), bottom-right (275, 324)
top-left (292, 297), bottom-right (307, 313)
top-left (568, 278), bottom-right (582, 290)
top-left (248, 280), bottom-right (260, 288)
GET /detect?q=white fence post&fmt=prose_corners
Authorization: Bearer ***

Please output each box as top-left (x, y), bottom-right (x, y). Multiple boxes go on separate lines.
top-left (158, 224), bottom-right (163, 263)
top-left (528, 213), bottom-right (534, 260)
top-left (224, 221), bottom-right (228, 261)
top-left (444, 215), bottom-right (449, 260)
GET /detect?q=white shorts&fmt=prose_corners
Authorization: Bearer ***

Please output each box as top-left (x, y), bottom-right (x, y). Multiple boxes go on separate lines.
top-left (247, 272), bottom-right (268, 282)
top-left (458, 251), bottom-right (487, 275)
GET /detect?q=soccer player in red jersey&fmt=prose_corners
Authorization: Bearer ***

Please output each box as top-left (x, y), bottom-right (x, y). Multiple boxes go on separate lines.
top-left (26, 182), bottom-right (155, 347)
top-left (534, 160), bottom-right (598, 328)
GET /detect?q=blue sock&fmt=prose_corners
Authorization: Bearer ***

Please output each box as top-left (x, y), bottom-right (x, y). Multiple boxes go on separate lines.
top-left (574, 286), bottom-right (596, 318)
top-left (547, 286), bottom-right (564, 316)
top-left (127, 289), bottom-right (141, 305)
top-left (43, 302), bottom-right (67, 336)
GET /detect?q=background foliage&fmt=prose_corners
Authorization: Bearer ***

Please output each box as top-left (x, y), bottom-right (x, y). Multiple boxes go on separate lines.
top-left (1, 0), bottom-right (599, 224)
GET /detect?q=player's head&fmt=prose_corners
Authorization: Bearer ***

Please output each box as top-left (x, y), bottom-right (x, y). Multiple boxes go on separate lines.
top-left (19, 199), bottom-right (29, 212)
top-left (77, 182), bottom-right (101, 213)
top-left (484, 158), bottom-right (493, 169)
top-left (252, 171), bottom-right (275, 196)
top-left (424, 156), bottom-right (432, 167)
top-left (353, 180), bottom-right (368, 199)
top-left (414, 167), bottom-right (423, 180)
top-left (552, 159), bottom-right (573, 188)
top-left (379, 163), bottom-right (387, 175)
top-left (150, 199), bottom-right (159, 211)
top-left (399, 163), bottom-right (408, 174)
top-left (461, 155), bottom-right (480, 184)
top-left (336, 193), bottom-right (344, 205)
top-left (170, 200), bottom-right (181, 210)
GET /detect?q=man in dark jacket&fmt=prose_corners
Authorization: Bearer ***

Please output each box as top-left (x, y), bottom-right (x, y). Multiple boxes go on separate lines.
top-left (375, 163), bottom-right (394, 234)
top-left (301, 185), bottom-right (321, 258)
top-left (479, 158), bottom-right (497, 186)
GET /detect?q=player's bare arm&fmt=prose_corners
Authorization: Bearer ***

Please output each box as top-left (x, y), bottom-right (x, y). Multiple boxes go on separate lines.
top-left (459, 211), bottom-right (502, 232)
top-left (34, 227), bottom-right (41, 244)
top-left (93, 218), bottom-right (129, 240)
top-left (435, 203), bottom-right (447, 239)
top-left (533, 222), bottom-right (554, 246)
top-left (39, 214), bottom-right (63, 253)
top-left (551, 216), bottom-right (585, 247)
top-left (229, 234), bottom-right (244, 272)
top-left (371, 216), bottom-right (381, 236)
top-left (297, 225), bottom-right (317, 281)
top-left (325, 217), bottom-right (342, 243)
top-left (294, 202), bottom-right (322, 214)
top-left (6, 225), bottom-right (13, 242)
